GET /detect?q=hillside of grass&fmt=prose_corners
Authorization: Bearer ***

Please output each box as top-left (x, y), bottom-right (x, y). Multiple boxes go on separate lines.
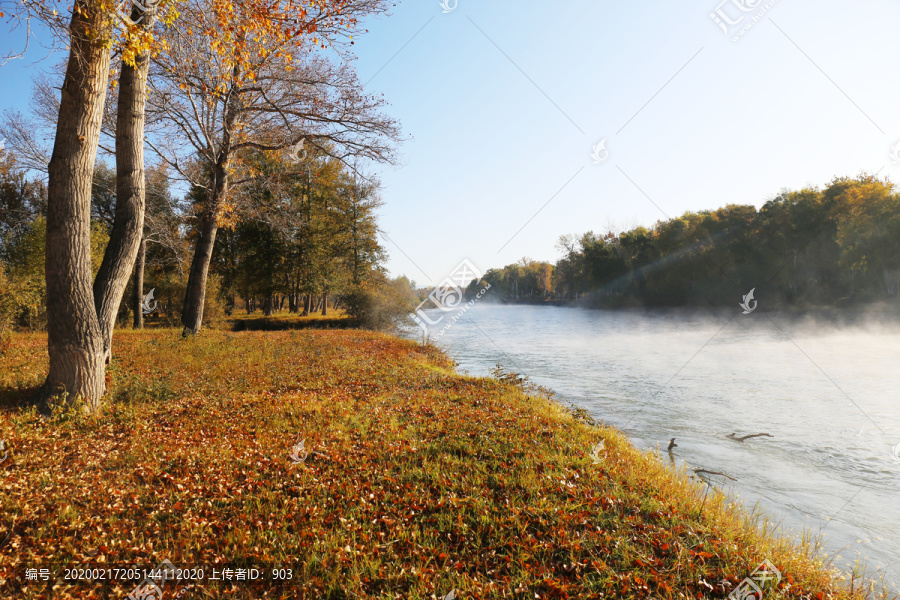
top-left (0, 330), bottom-right (891, 599)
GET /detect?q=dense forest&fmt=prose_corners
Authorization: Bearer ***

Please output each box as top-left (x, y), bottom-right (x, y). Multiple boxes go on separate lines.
top-left (467, 175), bottom-right (900, 309)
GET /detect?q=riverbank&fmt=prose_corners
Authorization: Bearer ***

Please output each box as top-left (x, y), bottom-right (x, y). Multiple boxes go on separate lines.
top-left (0, 330), bottom-right (892, 599)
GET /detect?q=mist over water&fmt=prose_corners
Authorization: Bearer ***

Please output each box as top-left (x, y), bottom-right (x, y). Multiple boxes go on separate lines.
top-left (403, 304), bottom-right (900, 588)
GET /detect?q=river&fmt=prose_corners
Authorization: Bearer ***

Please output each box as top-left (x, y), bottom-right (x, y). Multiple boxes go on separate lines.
top-left (401, 304), bottom-right (900, 589)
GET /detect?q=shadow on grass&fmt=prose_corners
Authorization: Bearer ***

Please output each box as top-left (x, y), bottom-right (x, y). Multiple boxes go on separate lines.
top-left (229, 316), bottom-right (359, 332)
top-left (0, 385), bottom-right (41, 414)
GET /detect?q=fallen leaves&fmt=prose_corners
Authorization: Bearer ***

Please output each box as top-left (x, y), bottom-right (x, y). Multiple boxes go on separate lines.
top-left (0, 330), bottom-right (855, 599)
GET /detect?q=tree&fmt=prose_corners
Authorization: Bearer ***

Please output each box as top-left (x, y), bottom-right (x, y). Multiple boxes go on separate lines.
top-left (336, 175), bottom-right (387, 289)
top-left (132, 163), bottom-right (182, 328)
top-left (205, 149), bottom-right (388, 318)
top-left (4, 0), bottom-right (394, 409)
top-left (41, 0), bottom-right (119, 408)
top-left (0, 0), bottom-right (175, 408)
top-left (146, 0), bottom-right (398, 335)
top-left (0, 151), bottom-right (45, 262)
top-left (92, 1), bottom-right (161, 359)
top-left (0, 153), bottom-right (47, 334)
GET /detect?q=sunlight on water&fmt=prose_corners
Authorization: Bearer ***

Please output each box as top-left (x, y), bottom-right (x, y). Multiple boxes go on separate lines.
top-left (403, 305), bottom-right (900, 588)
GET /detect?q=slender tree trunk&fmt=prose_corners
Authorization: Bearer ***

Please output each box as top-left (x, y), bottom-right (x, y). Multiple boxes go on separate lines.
top-left (180, 65), bottom-right (238, 335)
top-left (132, 236), bottom-right (146, 328)
top-left (181, 209), bottom-right (220, 335)
top-left (94, 16), bottom-right (155, 356)
top-left (302, 294), bottom-right (310, 316)
top-left (321, 291), bottom-right (328, 315)
top-left (43, 1), bottom-right (114, 409)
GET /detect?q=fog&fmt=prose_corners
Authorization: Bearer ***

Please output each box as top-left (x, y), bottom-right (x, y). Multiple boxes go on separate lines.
top-left (405, 304), bottom-right (900, 589)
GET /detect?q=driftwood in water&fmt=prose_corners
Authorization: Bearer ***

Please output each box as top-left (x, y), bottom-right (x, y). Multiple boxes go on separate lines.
top-left (693, 468), bottom-right (737, 481)
top-left (726, 432), bottom-right (773, 442)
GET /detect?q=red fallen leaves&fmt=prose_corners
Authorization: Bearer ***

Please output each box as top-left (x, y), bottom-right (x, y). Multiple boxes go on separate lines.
top-left (0, 330), bottom-right (862, 599)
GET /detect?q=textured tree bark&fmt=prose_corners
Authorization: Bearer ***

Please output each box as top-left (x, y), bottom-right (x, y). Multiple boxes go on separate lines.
top-left (94, 17), bottom-right (155, 356)
top-left (180, 61), bottom-right (241, 336)
top-left (180, 62), bottom-right (240, 336)
top-left (43, 1), bottom-right (115, 410)
top-left (181, 209), bottom-right (220, 335)
top-left (321, 292), bottom-right (328, 315)
top-left (132, 236), bottom-right (146, 329)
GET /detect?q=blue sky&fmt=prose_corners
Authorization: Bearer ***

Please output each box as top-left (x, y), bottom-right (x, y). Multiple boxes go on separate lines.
top-left (350, 0), bottom-right (900, 285)
top-left (3, 0), bottom-right (900, 285)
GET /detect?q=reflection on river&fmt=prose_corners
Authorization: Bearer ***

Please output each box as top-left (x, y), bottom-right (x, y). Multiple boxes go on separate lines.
top-left (402, 304), bottom-right (900, 587)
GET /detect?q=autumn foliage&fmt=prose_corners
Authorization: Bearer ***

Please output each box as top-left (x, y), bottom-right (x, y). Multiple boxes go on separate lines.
top-left (0, 330), bottom-right (879, 599)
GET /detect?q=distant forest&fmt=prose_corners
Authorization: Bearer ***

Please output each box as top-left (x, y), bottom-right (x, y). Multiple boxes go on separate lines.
top-left (466, 174), bottom-right (900, 309)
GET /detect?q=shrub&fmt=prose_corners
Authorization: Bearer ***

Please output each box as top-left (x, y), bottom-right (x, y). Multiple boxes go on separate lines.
top-left (342, 277), bottom-right (416, 332)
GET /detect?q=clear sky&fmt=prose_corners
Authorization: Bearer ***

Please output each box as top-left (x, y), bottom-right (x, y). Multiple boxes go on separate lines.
top-left (3, 0), bottom-right (900, 286)
top-left (349, 0), bottom-right (900, 285)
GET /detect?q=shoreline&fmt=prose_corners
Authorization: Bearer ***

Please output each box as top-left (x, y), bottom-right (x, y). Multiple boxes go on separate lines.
top-left (0, 329), bottom-right (893, 598)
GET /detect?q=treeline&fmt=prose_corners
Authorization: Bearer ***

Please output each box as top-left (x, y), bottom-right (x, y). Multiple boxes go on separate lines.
top-left (468, 175), bottom-right (900, 308)
top-left (0, 150), bottom-right (415, 336)
top-left (207, 151), bottom-right (418, 328)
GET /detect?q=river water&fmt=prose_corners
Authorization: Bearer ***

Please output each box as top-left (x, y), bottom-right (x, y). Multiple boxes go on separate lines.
top-left (401, 304), bottom-right (900, 588)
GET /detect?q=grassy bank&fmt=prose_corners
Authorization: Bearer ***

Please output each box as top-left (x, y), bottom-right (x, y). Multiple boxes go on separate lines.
top-left (228, 309), bottom-right (356, 332)
top-left (0, 330), bottom-right (890, 599)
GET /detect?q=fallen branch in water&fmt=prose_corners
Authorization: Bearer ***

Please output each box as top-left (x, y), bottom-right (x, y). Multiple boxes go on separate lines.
top-left (726, 432), bottom-right (773, 442)
top-left (694, 468), bottom-right (737, 481)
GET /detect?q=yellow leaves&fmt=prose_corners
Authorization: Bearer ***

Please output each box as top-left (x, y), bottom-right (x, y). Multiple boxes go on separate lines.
top-left (163, 8), bottom-right (180, 26)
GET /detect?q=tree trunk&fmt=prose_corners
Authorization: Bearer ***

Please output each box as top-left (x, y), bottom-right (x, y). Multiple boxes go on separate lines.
top-left (181, 209), bottom-right (220, 335)
top-left (94, 19), bottom-right (155, 354)
top-left (132, 236), bottom-right (146, 328)
top-left (180, 68), bottom-right (237, 335)
top-left (302, 294), bottom-right (310, 316)
top-left (43, 1), bottom-right (114, 410)
top-left (321, 291), bottom-right (328, 315)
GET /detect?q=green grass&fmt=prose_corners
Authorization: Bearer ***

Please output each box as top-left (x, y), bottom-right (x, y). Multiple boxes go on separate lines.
top-left (0, 329), bottom-right (893, 599)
